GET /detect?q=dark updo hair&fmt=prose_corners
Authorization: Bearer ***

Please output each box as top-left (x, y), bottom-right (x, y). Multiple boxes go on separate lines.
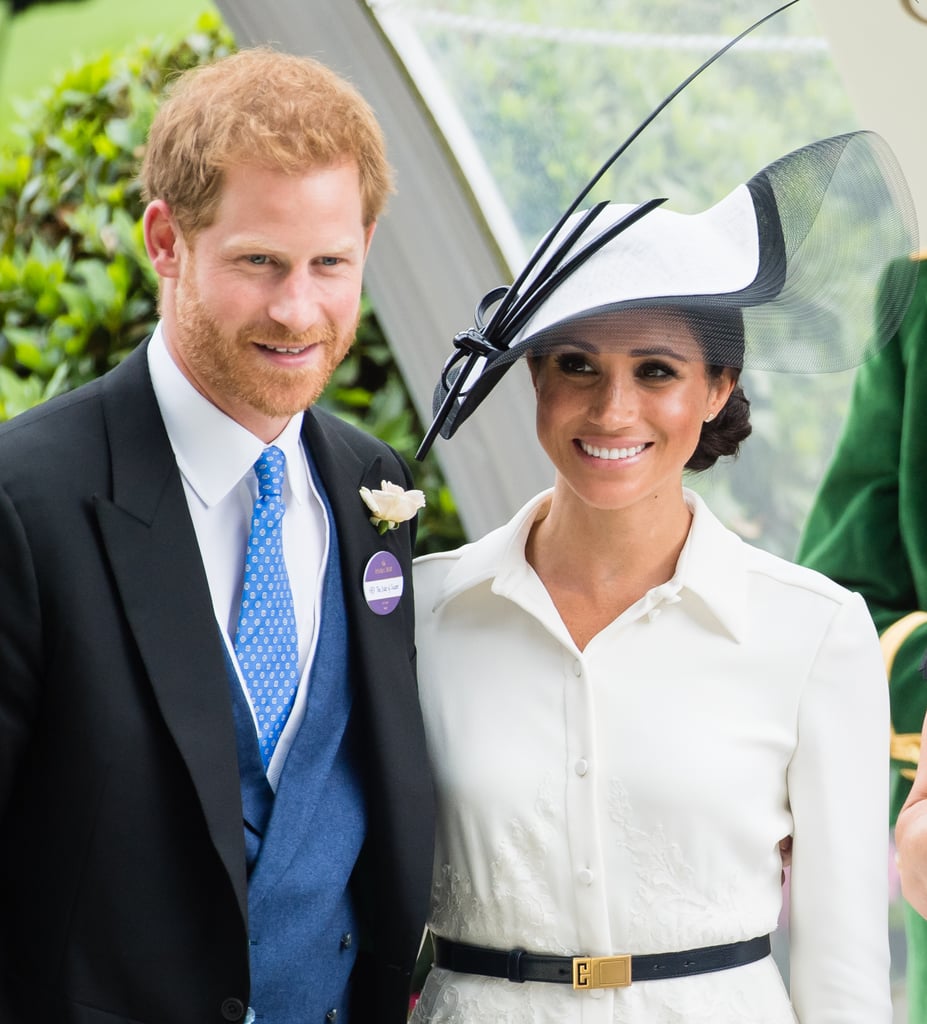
top-left (676, 305), bottom-right (753, 472)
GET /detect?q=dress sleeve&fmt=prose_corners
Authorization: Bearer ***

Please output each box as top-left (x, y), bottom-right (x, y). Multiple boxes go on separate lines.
top-left (786, 590), bottom-right (892, 1023)
top-left (797, 262), bottom-right (927, 821)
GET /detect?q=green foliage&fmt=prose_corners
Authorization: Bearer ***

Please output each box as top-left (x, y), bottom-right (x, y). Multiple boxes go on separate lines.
top-left (0, 12), bottom-right (465, 554)
top-left (405, 1), bottom-right (854, 240)
top-left (0, 13), bottom-right (235, 398)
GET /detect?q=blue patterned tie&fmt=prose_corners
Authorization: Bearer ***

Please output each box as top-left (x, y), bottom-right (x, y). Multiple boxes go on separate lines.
top-left (234, 446), bottom-right (299, 769)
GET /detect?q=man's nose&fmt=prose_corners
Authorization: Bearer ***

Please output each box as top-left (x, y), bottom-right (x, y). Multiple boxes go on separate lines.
top-left (267, 268), bottom-right (321, 335)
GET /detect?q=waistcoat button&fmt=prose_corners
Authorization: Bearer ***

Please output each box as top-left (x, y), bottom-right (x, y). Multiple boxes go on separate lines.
top-left (220, 997), bottom-right (245, 1022)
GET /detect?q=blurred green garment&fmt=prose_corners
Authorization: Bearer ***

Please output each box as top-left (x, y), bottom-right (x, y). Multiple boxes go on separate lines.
top-left (798, 256), bottom-right (927, 1024)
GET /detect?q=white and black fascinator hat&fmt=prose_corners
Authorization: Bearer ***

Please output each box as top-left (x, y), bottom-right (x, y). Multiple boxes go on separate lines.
top-left (416, 8), bottom-right (918, 459)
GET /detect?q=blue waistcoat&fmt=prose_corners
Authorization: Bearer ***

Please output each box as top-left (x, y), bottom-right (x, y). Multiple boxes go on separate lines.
top-left (225, 474), bottom-right (366, 1024)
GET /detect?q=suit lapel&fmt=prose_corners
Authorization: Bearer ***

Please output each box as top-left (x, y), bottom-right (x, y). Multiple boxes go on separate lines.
top-left (93, 346), bottom-right (248, 918)
top-left (299, 409), bottom-right (420, 788)
top-left (299, 411), bottom-right (413, 656)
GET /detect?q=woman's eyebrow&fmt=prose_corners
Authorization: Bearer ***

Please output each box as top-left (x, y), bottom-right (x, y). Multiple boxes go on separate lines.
top-left (628, 344), bottom-right (694, 360)
top-left (532, 340), bottom-right (596, 357)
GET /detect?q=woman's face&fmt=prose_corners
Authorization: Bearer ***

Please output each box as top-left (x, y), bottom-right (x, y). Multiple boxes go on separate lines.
top-left (530, 309), bottom-right (735, 514)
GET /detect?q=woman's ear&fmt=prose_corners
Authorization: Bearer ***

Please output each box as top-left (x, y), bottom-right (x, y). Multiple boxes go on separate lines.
top-left (707, 369), bottom-right (737, 420)
top-left (143, 200), bottom-right (183, 280)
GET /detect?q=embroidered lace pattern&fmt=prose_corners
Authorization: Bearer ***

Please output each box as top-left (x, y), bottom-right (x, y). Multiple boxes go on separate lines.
top-left (429, 772), bottom-right (569, 952)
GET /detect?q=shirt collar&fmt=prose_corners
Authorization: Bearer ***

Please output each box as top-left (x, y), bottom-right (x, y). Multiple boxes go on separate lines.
top-left (433, 486), bottom-right (747, 643)
top-left (147, 324), bottom-right (310, 507)
top-left (674, 488), bottom-right (747, 642)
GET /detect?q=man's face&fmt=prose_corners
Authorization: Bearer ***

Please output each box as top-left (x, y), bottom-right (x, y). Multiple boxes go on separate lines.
top-left (153, 161), bottom-right (374, 441)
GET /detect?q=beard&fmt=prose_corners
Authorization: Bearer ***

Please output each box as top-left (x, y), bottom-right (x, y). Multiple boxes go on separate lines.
top-left (172, 270), bottom-right (358, 422)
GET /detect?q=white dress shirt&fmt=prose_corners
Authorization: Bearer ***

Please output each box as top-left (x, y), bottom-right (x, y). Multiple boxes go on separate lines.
top-left (411, 489), bottom-right (891, 1024)
top-left (147, 325), bottom-right (328, 788)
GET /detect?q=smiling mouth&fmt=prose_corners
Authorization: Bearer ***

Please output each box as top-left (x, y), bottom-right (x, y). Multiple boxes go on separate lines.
top-left (578, 440), bottom-right (648, 461)
top-left (257, 342), bottom-right (313, 355)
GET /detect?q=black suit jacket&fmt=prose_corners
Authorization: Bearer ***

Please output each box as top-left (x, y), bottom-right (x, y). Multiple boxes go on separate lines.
top-left (0, 343), bottom-right (435, 1024)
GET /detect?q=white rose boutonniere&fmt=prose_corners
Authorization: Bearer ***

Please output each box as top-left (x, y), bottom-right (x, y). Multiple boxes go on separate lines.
top-left (359, 480), bottom-right (426, 534)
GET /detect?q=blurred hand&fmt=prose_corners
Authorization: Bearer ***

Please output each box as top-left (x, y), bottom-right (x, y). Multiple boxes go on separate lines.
top-left (896, 712), bottom-right (927, 918)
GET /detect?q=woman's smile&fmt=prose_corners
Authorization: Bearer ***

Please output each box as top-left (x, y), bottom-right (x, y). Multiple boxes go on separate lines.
top-left (577, 439), bottom-right (649, 462)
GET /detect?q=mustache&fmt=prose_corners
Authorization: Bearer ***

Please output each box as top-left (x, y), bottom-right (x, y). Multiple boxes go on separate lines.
top-left (240, 320), bottom-right (341, 349)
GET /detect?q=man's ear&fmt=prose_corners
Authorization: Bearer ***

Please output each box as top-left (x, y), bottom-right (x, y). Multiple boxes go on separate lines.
top-left (143, 200), bottom-right (183, 279)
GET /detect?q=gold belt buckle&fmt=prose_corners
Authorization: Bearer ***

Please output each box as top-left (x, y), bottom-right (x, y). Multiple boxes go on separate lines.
top-left (572, 954), bottom-right (632, 990)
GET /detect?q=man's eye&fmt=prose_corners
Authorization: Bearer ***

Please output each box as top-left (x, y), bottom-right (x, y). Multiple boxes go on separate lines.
top-left (247, 255), bottom-right (272, 266)
top-left (318, 256), bottom-right (341, 267)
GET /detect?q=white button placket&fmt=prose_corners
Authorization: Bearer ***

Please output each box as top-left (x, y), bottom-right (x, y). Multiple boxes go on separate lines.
top-left (561, 646), bottom-right (613, 1015)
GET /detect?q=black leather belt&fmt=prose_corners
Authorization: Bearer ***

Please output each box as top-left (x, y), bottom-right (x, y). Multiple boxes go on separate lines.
top-left (432, 933), bottom-right (771, 990)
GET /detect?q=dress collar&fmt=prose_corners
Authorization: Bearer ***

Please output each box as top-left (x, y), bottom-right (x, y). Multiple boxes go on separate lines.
top-left (431, 487), bottom-right (747, 643)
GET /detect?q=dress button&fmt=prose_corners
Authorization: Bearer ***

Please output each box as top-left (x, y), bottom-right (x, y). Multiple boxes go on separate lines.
top-left (575, 758), bottom-right (589, 777)
top-left (326, 1010), bottom-right (339, 1022)
top-left (578, 868), bottom-right (594, 886)
top-left (220, 997), bottom-right (245, 1022)
top-left (340, 931), bottom-right (353, 950)
top-left (244, 1009), bottom-right (256, 1024)
top-left (572, 660), bottom-right (582, 677)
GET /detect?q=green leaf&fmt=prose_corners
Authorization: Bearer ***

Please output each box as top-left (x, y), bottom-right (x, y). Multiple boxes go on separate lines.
top-left (72, 259), bottom-right (117, 309)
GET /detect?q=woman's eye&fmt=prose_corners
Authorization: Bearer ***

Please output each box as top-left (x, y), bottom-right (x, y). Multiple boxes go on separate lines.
top-left (554, 353), bottom-right (594, 375)
top-left (638, 360), bottom-right (677, 380)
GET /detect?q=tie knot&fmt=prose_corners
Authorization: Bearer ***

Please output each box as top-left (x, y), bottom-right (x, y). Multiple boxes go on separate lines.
top-left (254, 446), bottom-right (286, 500)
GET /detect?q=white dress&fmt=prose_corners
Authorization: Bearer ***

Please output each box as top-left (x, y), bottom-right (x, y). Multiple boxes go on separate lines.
top-left (410, 489), bottom-right (891, 1024)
